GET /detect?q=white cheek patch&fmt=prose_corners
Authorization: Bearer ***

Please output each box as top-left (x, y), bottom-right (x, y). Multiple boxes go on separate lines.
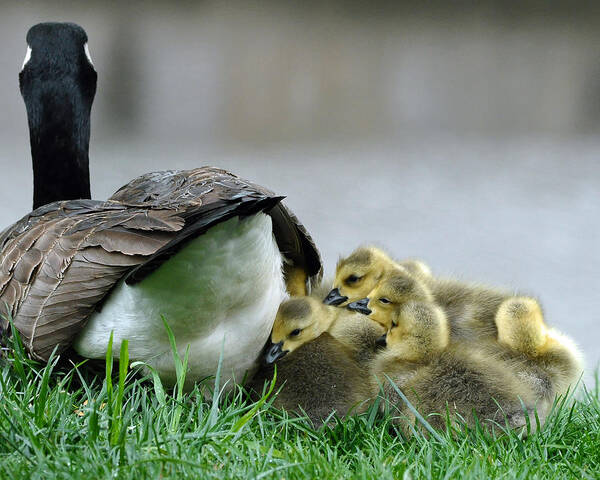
top-left (21, 45), bottom-right (32, 71)
top-left (84, 42), bottom-right (94, 67)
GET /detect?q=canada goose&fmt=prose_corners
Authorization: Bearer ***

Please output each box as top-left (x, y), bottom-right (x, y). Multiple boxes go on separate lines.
top-left (248, 332), bottom-right (376, 427)
top-left (0, 23), bottom-right (322, 388)
top-left (371, 301), bottom-right (542, 435)
top-left (323, 246), bottom-right (430, 307)
top-left (263, 296), bottom-right (385, 366)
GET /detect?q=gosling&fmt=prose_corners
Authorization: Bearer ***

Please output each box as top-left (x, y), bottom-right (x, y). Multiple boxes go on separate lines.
top-left (249, 296), bottom-right (383, 426)
top-left (247, 332), bottom-right (377, 427)
top-left (369, 284), bottom-right (583, 434)
top-left (371, 300), bottom-right (544, 435)
top-left (483, 297), bottom-right (583, 404)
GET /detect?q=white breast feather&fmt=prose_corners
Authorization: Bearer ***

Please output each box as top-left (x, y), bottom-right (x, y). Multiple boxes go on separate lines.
top-left (73, 213), bottom-right (286, 388)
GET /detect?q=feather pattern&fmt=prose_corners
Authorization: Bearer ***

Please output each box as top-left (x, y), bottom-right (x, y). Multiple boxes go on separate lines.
top-left (0, 167), bottom-right (322, 361)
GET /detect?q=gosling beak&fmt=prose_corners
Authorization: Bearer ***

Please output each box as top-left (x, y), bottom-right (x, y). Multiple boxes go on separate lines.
top-left (263, 340), bottom-right (288, 365)
top-left (323, 288), bottom-right (348, 306)
top-left (346, 297), bottom-right (372, 315)
top-left (375, 333), bottom-right (387, 348)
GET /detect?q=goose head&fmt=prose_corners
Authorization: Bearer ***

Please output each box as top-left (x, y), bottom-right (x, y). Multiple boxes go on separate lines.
top-left (264, 297), bottom-right (337, 364)
top-left (19, 22), bottom-right (97, 209)
top-left (324, 246), bottom-right (398, 307)
top-left (349, 266), bottom-right (433, 330)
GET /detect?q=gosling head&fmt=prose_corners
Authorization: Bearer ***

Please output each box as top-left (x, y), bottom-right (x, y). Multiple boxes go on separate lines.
top-left (264, 297), bottom-right (336, 365)
top-left (348, 267), bottom-right (433, 330)
top-left (324, 246), bottom-right (397, 307)
top-left (377, 301), bottom-right (450, 362)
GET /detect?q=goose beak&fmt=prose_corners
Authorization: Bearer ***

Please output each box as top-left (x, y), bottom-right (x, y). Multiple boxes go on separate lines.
top-left (323, 288), bottom-right (348, 306)
top-left (375, 333), bottom-right (387, 348)
top-left (263, 340), bottom-right (288, 365)
top-left (346, 297), bottom-right (372, 315)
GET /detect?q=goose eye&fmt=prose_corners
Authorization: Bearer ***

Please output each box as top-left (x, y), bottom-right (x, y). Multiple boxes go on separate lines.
top-left (379, 297), bottom-right (391, 304)
top-left (290, 329), bottom-right (301, 337)
top-left (345, 274), bottom-right (361, 285)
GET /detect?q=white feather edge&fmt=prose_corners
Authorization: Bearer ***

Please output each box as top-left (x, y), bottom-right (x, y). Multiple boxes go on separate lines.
top-left (21, 45), bottom-right (31, 71)
top-left (84, 42), bottom-right (94, 67)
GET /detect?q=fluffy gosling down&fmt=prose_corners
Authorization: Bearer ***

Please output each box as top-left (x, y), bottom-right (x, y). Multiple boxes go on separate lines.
top-left (371, 301), bottom-right (543, 435)
top-left (367, 272), bottom-right (582, 433)
top-left (326, 246), bottom-right (514, 341)
top-left (329, 246), bottom-right (581, 358)
top-left (247, 297), bottom-right (384, 425)
top-left (247, 332), bottom-right (376, 427)
top-left (323, 246), bottom-right (430, 307)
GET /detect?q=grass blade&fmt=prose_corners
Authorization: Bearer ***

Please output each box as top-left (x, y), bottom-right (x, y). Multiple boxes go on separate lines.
top-left (231, 366), bottom-right (277, 435)
top-left (384, 374), bottom-right (445, 443)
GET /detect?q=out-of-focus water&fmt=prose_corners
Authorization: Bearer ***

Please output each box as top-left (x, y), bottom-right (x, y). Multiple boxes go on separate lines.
top-left (1, 135), bottom-right (598, 383)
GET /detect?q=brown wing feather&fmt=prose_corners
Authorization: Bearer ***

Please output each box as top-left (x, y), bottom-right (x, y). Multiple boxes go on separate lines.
top-left (1, 166), bottom-right (322, 361)
top-left (0, 202), bottom-right (183, 360)
top-left (110, 166), bottom-right (322, 285)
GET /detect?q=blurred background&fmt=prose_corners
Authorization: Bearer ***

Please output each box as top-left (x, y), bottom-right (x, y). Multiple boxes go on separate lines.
top-left (0, 1), bottom-right (598, 380)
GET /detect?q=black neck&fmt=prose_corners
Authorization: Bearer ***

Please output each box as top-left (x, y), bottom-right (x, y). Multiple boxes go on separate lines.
top-left (26, 84), bottom-right (92, 209)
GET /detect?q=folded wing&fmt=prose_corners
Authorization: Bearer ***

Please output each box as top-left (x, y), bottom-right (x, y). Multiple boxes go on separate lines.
top-left (0, 167), bottom-right (322, 361)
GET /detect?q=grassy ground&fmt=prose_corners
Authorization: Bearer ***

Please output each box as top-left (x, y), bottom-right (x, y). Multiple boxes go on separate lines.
top-left (0, 330), bottom-right (598, 480)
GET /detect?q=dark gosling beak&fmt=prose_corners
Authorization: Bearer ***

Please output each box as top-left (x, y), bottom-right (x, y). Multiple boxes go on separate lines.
top-left (347, 297), bottom-right (372, 315)
top-left (263, 340), bottom-right (288, 365)
top-left (323, 288), bottom-right (348, 306)
top-left (375, 333), bottom-right (387, 348)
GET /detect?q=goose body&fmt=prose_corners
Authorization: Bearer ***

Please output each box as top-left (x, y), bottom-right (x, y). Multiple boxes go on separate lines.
top-left (0, 23), bottom-right (322, 386)
top-left (74, 213), bottom-right (285, 384)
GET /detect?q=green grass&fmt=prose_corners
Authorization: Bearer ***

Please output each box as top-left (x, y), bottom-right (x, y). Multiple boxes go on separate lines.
top-left (0, 326), bottom-right (598, 480)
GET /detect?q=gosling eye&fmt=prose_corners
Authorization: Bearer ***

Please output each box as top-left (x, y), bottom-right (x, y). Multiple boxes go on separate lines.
top-left (391, 320), bottom-right (398, 328)
top-left (379, 297), bottom-right (392, 304)
top-left (290, 329), bottom-right (301, 337)
top-left (345, 274), bottom-right (362, 285)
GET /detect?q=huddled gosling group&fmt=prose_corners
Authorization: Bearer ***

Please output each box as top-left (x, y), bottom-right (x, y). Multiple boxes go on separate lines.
top-left (248, 246), bottom-right (583, 432)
